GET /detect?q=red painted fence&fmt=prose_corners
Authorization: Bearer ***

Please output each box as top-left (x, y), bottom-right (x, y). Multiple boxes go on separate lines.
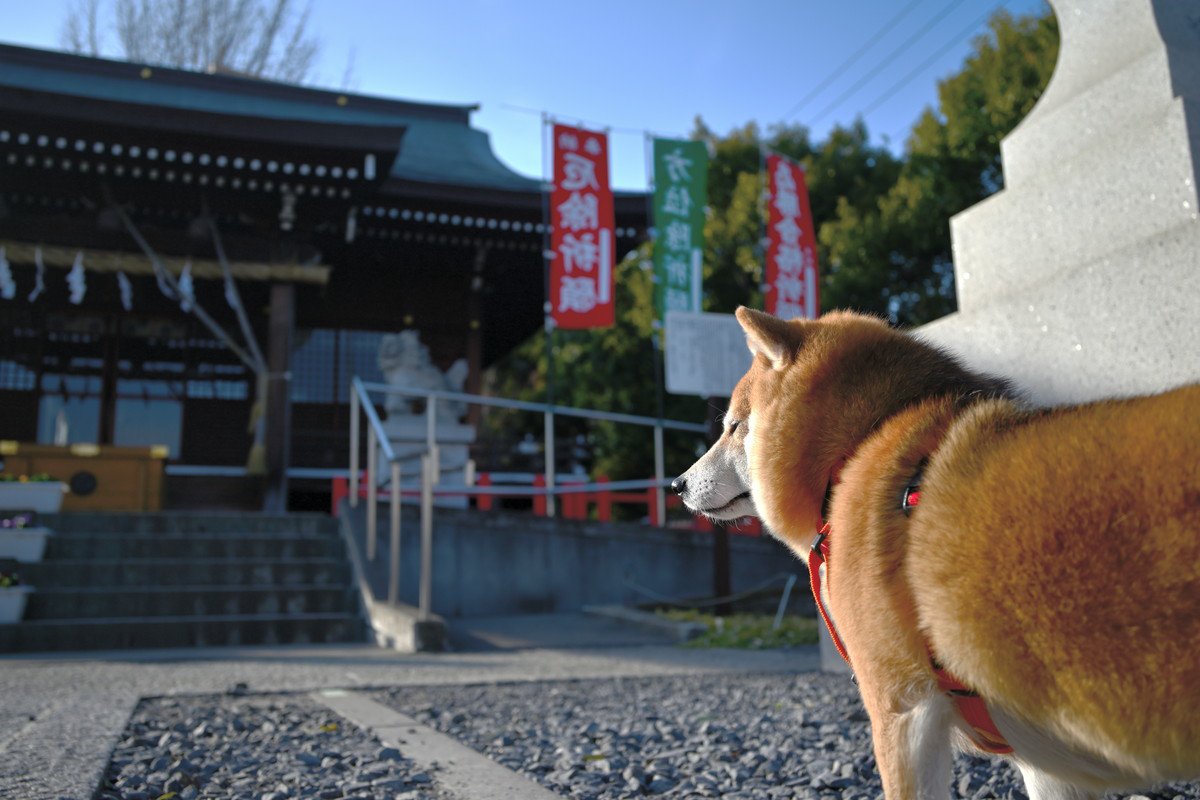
top-left (331, 472), bottom-right (762, 535)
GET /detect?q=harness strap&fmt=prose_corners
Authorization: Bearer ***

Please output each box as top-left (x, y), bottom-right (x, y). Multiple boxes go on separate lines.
top-left (809, 473), bottom-right (1013, 756)
top-left (808, 523), bottom-right (852, 667)
top-left (930, 657), bottom-right (1014, 754)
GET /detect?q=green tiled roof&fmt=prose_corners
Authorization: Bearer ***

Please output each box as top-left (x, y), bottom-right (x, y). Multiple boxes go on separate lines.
top-left (390, 120), bottom-right (542, 193)
top-left (0, 43), bottom-right (541, 194)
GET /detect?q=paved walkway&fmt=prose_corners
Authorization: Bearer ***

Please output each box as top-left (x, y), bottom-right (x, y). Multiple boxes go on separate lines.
top-left (0, 614), bottom-right (820, 800)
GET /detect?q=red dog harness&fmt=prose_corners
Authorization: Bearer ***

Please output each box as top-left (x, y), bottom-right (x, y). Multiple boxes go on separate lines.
top-left (808, 478), bottom-right (1014, 755)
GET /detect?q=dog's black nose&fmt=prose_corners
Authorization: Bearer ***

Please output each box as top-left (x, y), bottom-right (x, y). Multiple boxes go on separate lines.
top-left (670, 476), bottom-right (687, 496)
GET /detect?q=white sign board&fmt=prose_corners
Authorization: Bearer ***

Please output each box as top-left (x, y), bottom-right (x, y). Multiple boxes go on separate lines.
top-left (664, 311), bottom-right (753, 398)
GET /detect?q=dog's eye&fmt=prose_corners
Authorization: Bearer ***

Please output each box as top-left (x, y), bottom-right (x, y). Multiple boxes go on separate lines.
top-left (728, 420), bottom-right (740, 433)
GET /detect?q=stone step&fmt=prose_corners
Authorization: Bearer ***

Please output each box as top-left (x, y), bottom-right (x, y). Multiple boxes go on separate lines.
top-left (949, 102), bottom-right (1197, 314)
top-left (4, 511), bottom-right (365, 653)
top-left (44, 534), bottom-right (345, 560)
top-left (15, 558), bottom-right (352, 589)
top-left (39, 512), bottom-right (339, 536)
top-left (0, 612), bottom-right (367, 652)
top-left (919, 217), bottom-right (1199, 406)
top-left (23, 585), bottom-right (357, 620)
top-left (46, 528), bottom-right (339, 540)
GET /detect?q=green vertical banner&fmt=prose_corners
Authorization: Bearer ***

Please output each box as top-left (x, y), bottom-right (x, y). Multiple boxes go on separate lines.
top-left (652, 138), bottom-right (708, 318)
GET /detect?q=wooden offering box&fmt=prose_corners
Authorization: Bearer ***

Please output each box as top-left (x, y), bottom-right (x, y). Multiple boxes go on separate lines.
top-left (0, 442), bottom-right (167, 512)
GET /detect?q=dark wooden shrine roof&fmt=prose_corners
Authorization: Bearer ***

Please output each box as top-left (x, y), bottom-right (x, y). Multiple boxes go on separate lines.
top-left (0, 43), bottom-right (649, 368)
top-left (0, 43), bottom-right (604, 204)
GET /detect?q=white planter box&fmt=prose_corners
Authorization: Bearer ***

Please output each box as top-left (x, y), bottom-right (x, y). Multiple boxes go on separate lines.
top-left (0, 527), bottom-right (51, 562)
top-left (0, 586), bottom-right (32, 623)
top-left (0, 482), bottom-right (66, 513)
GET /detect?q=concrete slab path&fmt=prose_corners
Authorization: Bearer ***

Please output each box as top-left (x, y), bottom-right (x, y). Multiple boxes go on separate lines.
top-left (315, 689), bottom-right (564, 800)
top-left (0, 614), bottom-right (819, 800)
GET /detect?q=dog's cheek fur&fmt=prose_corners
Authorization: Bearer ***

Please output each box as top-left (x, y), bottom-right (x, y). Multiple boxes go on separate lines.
top-left (748, 315), bottom-right (893, 550)
top-left (742, 355), bottom-right (824, 546)
top-left (742, 412), bottom-right (756, 480)
top-left (749, 382), bottom-right (823, 547)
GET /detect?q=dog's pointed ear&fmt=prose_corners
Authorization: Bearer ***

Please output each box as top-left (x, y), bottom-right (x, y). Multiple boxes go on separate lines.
top-left (735, 306), bottom-right (800, 369)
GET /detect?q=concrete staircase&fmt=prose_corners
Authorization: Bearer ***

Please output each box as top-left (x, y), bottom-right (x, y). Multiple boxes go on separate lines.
top-left (0, 512), bottom-right (367, 653)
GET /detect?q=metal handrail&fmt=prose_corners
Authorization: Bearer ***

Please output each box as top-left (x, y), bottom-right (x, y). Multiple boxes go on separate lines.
top-left (453, 477), bottom-right (670, 495)
top-left (348, 376), bottom-right (707, 622)
top-left (356, 380), bottom-right (398, 463)
top-left (358, 477), bottom-right (672, 497)
top-left (357, 381), bottom-right (708, 433)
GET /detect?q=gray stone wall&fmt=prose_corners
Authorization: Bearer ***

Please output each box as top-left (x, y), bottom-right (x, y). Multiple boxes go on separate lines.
top-left (919, 0), bottom-right (1200, 405)
top-left (343, 504), bottom-right (803, 618)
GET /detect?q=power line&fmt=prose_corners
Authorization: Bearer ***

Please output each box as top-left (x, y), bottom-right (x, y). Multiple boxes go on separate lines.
top-left (859, 2), bottom-right (1008, 121)
top-left (802, 0), bottom-right (973, 128)
top-left (780, 0), bottom-right (927, 121)
top-left (497, 102), bottom-right (686, 140)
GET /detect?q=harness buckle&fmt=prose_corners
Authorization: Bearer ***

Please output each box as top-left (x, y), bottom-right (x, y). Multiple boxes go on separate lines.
top-left (902, 461), bottom-right (926, 516)
top-left (810, 531), bottom-right (827, 553)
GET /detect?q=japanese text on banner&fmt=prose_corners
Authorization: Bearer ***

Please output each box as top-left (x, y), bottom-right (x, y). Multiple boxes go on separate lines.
top-left (764, 153), bottom-right (819, 320)
top-left (549, 123), bottom-right (615, 329)
top-left (652, 138), bottom-right (708, 319)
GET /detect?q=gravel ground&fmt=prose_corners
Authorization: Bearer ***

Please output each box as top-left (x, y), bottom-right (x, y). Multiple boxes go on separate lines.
top-left (97, 691), bottom-right (456, 800)
top-left (377, 672), bottom-right (1200, 800)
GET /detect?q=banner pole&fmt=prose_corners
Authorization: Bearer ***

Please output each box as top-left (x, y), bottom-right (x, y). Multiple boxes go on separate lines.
top-left (645, 132), bottom-right (658, 322)
top-left (759, 142), bottom-right (770, 313)
top-left (542, 114), bottom-right (555, 410)
top-left (645, 133), bottom-right (668, 524)
top-left (541, 114), bottom-right (557, 517)
top-left (646, 134), bottom-right (667, 424)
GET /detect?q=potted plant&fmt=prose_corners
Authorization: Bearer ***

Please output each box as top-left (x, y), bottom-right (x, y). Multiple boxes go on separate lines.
top-left (0, 570), bottom-right (31, 623)
top-left (0, 473), bottom-right (66, 513)
top-left (0, 512), bottom-right (52, 562)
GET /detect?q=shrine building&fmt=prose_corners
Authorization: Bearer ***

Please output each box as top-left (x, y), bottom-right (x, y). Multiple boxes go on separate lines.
top-left (0, 43), bottom-right (647, 510)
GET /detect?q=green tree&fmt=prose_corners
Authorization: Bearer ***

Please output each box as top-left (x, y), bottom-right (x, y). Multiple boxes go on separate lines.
top-left (484, 244), bottom-right (708, 488)
top-left (485, 6), bottom-right (1059, 488)
top-left (695, 118), bottom-right (901, 314)
top-left (484, 120), bottom-right (899, 489)
top-left (821, 9), bottom-right (1059, 324)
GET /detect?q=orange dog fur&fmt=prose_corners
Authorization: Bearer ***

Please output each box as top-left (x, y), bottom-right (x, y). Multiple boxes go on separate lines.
top-left (674, 307), bottom-right (1200, 800)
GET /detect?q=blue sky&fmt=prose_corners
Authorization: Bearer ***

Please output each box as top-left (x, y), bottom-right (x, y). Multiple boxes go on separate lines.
top-left (2, 0), bottom-right (1052, 190)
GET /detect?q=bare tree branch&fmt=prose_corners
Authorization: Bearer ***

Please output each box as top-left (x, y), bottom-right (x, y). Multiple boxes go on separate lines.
top-left (246, 0), bottom-right (286, 77)
top-left (277, 2), bottom-right (318, 84)
top-left (86, 0), bottom-right (104, 54)
top-left (60, 13), bottom-right (86, 53)
top-left (61, 0), bottom-right (320, 83)
top-left (60, 0), bottom-right (104, 55)
top-left (340, 45), bottom-right (358, 91)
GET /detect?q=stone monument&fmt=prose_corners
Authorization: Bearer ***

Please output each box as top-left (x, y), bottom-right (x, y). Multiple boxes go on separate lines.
top-left (919, 0), bottom-right (1200, 404)
top-left (377, 331), bottom-right (474, 508)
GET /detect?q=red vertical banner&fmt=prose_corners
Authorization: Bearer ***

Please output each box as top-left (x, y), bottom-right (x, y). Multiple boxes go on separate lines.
top-left (549, 123), bottom-right (615, 329)
top-left (764, 153), bottom-right (819, 320)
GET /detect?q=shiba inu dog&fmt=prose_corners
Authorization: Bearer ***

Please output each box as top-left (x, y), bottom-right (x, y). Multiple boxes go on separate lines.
top-left (673, 306), bottom-right (1200, 800)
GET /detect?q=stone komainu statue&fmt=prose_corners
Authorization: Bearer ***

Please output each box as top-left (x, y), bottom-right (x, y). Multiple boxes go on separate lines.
top-left (377, 330), bottom-right (469, 421)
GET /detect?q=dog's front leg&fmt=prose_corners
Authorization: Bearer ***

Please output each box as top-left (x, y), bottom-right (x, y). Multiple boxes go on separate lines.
top-left (864, 688), bottom-right (955, 800)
